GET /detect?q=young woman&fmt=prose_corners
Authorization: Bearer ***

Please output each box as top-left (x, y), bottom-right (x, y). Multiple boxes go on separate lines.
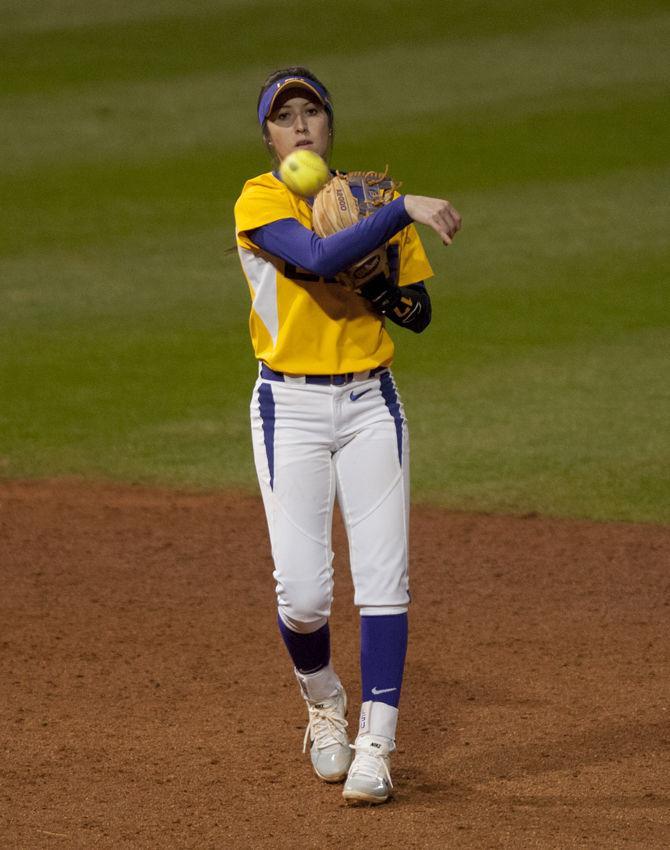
top-left (234, 67), bottom-right (461, 804)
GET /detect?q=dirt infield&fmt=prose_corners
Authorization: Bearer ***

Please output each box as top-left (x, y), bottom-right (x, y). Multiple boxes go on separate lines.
top-left (1, 480), bottom-right (669, 849)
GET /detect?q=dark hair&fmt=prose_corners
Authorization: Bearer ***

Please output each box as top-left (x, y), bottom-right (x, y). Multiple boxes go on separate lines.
top-left (258, 66), bottom-right (334, 163)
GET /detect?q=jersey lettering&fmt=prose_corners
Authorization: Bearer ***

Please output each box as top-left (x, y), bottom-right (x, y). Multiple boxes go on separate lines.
top-left (284, 262), bottom-right (336, 285)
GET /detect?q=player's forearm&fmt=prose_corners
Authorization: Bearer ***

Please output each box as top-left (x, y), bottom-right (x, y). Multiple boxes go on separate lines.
top-left (248, 197), bottom-right (412, 278)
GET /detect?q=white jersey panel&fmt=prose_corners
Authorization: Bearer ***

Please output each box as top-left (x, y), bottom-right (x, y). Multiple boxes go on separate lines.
top-left (239, 247), bottom-right (279, 346)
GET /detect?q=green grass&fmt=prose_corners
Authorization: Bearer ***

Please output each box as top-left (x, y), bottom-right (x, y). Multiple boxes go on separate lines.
top-left (1, 2), bottom-right (669, 522)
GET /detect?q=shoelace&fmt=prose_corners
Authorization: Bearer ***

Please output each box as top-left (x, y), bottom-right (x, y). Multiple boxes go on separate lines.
top-left (348, 747), bottom-right (393, 789)
top-left (302, 699), bottom-right (349, 753)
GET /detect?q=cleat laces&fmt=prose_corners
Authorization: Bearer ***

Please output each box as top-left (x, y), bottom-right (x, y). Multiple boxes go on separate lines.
top-left (303, 698), bottom-right (349, 753)
top-left (348, 745), bottom-right (393, 789)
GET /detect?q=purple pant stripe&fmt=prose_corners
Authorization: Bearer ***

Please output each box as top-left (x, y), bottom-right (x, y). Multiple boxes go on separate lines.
top-left (379, 371), bottom-right (403, 466)
top-left (258, 382), bottom-right (276, 490)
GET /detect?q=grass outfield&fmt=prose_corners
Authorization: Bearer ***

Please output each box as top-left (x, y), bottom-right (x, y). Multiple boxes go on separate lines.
top-left (1, 2), bottom-right (668, 522)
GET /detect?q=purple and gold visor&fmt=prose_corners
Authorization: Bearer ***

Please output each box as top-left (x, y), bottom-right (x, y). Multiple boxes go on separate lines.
top-left (258, 76), bottom-right (332, 125)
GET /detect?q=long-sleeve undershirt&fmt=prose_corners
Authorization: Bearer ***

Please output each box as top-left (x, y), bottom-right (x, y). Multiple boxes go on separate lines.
top-left (247, 196), bottom-right (412, 279)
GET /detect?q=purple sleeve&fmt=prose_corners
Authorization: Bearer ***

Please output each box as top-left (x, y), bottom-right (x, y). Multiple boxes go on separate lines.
top-left (247, 196), bottom-right (412, 279)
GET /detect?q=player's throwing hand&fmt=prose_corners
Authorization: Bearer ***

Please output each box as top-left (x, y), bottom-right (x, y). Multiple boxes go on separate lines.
top-left (404, 195), bottom-right (462, 245)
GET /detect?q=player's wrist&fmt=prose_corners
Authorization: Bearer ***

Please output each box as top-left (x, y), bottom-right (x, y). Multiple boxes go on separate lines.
top-left (357, 274), bottom-right (401, 314)
top-left (395, 195), bottom-right (413, 228)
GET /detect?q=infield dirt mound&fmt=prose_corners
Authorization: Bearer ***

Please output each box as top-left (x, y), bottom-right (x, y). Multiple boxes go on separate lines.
top-left (1, 479), bottom-right (669, 848)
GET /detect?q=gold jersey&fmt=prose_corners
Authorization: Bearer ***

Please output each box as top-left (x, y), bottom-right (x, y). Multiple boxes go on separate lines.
top-left (234, 171), bottom-right (433, 374)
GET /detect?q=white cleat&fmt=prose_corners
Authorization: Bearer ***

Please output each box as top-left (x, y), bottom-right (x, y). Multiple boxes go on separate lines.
top-left (303, 685), bottom-right (352, 782)
top-left (342, 734), bottom-right (394, 804)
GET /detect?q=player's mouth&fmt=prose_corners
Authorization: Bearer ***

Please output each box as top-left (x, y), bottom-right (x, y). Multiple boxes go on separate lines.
top-left (295, 139), bottom-right (313, 147)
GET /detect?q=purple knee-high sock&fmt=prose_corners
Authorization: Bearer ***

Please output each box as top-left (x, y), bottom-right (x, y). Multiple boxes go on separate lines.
top-left (277, 615), bottom-right (330, 675)
top-left (360, 613), bottom-right (408, 708)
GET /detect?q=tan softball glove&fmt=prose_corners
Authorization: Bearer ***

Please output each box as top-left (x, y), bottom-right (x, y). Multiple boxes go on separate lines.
top-left (311, 169), bottom-right (400, 290)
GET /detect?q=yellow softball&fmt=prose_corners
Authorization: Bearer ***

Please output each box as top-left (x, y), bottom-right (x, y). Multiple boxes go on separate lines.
top-left (279, 149), bottom-right (330, 197)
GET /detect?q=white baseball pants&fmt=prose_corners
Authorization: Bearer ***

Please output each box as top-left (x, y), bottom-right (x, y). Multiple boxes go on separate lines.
top-left (250, 366), bottom-right (410, 631)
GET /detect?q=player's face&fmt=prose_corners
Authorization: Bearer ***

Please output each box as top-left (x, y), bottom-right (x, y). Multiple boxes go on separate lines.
top-left (266, 93), bottom-right (330, 161)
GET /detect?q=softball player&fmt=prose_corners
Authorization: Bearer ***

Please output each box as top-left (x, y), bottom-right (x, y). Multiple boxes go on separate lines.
top-left (234, 67), bottom-right (461, 804)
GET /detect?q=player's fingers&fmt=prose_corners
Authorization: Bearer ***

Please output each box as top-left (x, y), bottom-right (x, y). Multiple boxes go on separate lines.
top-left (437, 207), bottom-right (460, 243)
top-left (442, 202), bottom-right (462, 233)
top-left (430, 214), bottom-right (453, 245)
top-left (442, 210), bottom-right (458, 236)
top-left (448, 204), bottom-right (462, 231)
